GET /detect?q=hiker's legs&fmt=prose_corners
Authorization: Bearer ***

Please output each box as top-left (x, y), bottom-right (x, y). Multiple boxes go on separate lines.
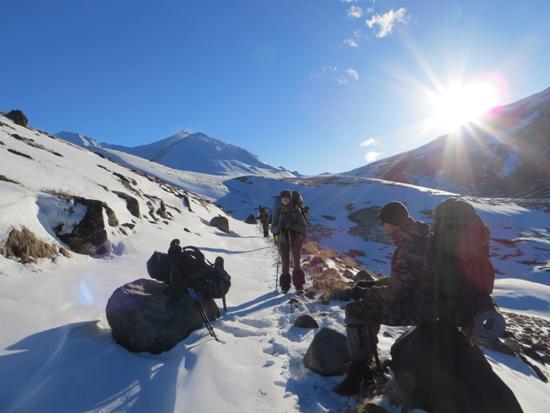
top-left (262, 222), bottom-right (269, 237)
top-left (345, 301), bottom-right (381, 362)
top-left (291, 235), bottom-right (305, 292)
top-left (279, 242), bottom-right (291, 292)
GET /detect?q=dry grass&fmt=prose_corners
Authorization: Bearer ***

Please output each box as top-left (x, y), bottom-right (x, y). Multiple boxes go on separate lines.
top-left (42, 188), bottom-right (77, 199)
top-left (2, 227), bottom-right (59, 263)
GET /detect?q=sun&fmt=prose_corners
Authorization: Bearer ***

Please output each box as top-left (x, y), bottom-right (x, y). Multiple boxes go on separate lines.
top-left (426, 80), bottom-right (500, 132)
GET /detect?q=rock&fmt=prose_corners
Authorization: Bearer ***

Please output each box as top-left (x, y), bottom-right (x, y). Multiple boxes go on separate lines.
top-left (245, 214), bottom-right (258, 224)
top-left (113, 191), bottom-right (140, 218)
top-left (304, 327), bottom-right (349, 376)
top-left (6, 109), bottom-right (28, 127)
top-left (106, 278), bottom-right (219, 353)
top-left (294, 315), bottom-right (319, 329)
top-left (210, 215), bottom-right (229, 233)
top-left (390, 321), bottom-right (524, 413)
top-left (56, 197), bottom-right (117, 255)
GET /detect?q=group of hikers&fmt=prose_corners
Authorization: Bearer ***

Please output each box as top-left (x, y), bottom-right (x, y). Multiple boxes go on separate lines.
top-left (153, 189), bottom-right (499, 399)
top-left (263, 191), bottom-right (497, 396)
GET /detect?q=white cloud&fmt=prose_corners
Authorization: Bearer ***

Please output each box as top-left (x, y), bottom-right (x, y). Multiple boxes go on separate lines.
top-left (360, 138), bottom-right (377, 147)
top-left (366, 7), bottom-right (409, 38)
top-left (343, 38), bottom-right (359, 48)
top-left (347, 5), bottom-right (363, 18)
top-left (364, 151), bottom-right (383, 163)
top-left (345, 68), bottom-right (359, 81)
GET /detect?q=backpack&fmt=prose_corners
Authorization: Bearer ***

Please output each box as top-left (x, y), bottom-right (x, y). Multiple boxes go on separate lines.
top-left (146, 246), bottom-right (231, 299)
top-left (432, 199), bottom-right (495, 320)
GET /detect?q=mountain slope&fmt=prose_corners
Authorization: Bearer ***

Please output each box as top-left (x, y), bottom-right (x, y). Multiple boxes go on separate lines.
top-left (56, 129), bottom-right (296, 178)
top-left (347, 87), bottom-right (550, 197)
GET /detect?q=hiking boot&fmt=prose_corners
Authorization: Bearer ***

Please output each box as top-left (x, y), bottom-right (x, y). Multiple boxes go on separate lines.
top-left (333, 361), bottom-right (373, 396)
top-left (280, 273), bottom-right (291, 293)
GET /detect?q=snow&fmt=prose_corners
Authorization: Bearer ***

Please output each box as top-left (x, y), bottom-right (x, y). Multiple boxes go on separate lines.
top-left (1, 115), bottom-right (550, 412)
top-left (56, 129), bottom-right (296, 179)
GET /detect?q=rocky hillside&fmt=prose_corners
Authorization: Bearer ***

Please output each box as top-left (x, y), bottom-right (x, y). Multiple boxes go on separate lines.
top-left (347, 87), bottom-right (550, 198)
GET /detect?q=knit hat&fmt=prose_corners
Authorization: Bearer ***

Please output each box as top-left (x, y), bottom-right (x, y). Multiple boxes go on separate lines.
top-left (378, 201), bottom-right (411, 228)
top-left (280, 190), bottom-right (292, 199)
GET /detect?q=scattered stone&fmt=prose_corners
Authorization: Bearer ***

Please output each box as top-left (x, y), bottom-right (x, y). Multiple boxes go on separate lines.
top-left (58, 246), bottom-right (71, 258)
top-left (157, 200), bottom-right (168, 219)
top-left (113, 191), bottom-right (140, 218)
top-left (106, 278), bottom-right (219, 353)
top-left (294, 315), bottom-right (319, 329)
top-left (6, 109), bottom-right (28, 127)
top-left (210, 215), bottom-right (229, 233)
top-left (245, 214), bottom-right (258, 224)
top-left (304, 328), bottom-right (349, 376)
top-left (7, 148), bottom-right (32, 160)
top-left (0, 175), bottom-right (19, 185)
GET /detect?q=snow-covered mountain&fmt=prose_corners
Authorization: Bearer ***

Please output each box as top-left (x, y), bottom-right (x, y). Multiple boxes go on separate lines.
top-left (56, 129), bottom-right (296, 179)
top-left (55, 131), bottom-right (103, 149)
top-left (347, 87), bottom-right (550, 197)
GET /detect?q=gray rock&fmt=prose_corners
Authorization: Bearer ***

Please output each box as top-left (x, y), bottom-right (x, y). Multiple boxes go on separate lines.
top-left (304, 327), bottom-right (349, 376)
top-left (113, 191), bottom-right (140, 218)
top-left (245, 214), bottom-right (258, 224)
top-left (106, 278), bottom-right (219, 353)
top-left (390, 321), bottom-right (524, 413)
top-left (6, 109), bottom-right (28, 127)
top-left (56, 196), bottom-right (118, 255)
top-left (210, 215), bottom-right (229, 233)
top-left (294, 314), bottom-right (319, 329)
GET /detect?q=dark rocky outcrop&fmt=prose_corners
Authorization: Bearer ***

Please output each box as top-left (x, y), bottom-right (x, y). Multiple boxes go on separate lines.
top-left (106, 278), bottom-right (219, 353)
top-left (245, 214), bottom-right (257, 224)
top-left (113, 191), bottom-right (140, 218)
top-left (56, 197), bottom-right (118, 255)
top-left (347, 206), bottom-right (390, 245)
top-left (210, 215), bottom-right (229, 233)
top-left (390, 322), bottom-right (524, 413)
top-left (304, 327), bottom-right (349, 376)
top-left (1, 227), bottom-right (58, 263)
top-left (294, 315), bottom-right (319, 329)
top-left (6, 109), bottom-right (28, 127)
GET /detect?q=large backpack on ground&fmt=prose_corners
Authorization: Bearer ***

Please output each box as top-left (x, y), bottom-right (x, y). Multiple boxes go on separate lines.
top-left (432, 198), bottom-right (495, 323)
top-left (147, 246), bottom-right (231, 299)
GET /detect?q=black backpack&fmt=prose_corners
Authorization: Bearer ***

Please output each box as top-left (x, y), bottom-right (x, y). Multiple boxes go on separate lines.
top-left (146, 246), bottom-right (231, 299)
top-left (432, 199), bottom-right (495, 322)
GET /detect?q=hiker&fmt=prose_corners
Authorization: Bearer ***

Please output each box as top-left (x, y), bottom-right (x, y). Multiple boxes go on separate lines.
top-left (271, 190), bottom-right (308, 294)
top-left (334, 201), bottom-right (434, 395)
top-left (259, 206), bottom-right (270, 238)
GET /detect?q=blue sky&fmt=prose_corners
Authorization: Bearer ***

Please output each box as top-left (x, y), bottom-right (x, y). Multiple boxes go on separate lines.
top-left (1, 0), bottom-right (549, 174)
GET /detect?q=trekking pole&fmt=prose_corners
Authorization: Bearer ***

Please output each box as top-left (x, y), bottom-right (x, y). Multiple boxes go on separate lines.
top-left (275, 235), bottom-right (280, 292)
top-left (188, 288), bottom-right (221, 342)
top-left (222, 294), bottom-right (227, 313)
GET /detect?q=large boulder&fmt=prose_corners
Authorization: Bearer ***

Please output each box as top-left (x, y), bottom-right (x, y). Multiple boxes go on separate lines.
top-left (106, 278), bottom-right (219, 353)
top-left (210, 215), bottom-right (229, 233)
top-left (304, 327), bottom-right (349, 376)
top-left (6, 109), bottom-right (29, 127)
top-left (56, 197), bottom-right (118, 255)
top-left (294, 314), bottom-right (319, 329)
top-left (390, 322), bottom-right (524, 413)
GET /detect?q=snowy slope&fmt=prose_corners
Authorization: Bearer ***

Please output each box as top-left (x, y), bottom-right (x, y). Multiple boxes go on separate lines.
top-left (56, 129), bottom-right (297, 179)
top-left (56, 131), bottom-right (103, 149)
top-left (217, 175), bottom-right (550, 315)
top-left (2, 114), bottom-right (549, 412)
top-left (346, 87), bottom-right (550, 197)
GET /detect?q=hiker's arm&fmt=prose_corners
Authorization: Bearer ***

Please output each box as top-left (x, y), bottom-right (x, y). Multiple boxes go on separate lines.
top-left (271, 209), bottom-right (280, 234)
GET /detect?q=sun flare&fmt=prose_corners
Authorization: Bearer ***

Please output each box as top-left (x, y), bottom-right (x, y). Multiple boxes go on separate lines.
top-left (426, 80), bottom-right (500, 132)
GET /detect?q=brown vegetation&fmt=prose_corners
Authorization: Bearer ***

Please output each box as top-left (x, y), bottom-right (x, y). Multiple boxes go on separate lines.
top-left (1, 227), bottom-right (59, 263)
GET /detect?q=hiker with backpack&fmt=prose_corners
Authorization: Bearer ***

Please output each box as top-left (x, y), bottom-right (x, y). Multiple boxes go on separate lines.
top-left (335, 201), bottom-right (435, 395)
top-left (259, 206), bottom-right (270, 238)
top-left (271, 190), bottom-right (308, 294)
top-left (334, 199), bottom-right (497, 396)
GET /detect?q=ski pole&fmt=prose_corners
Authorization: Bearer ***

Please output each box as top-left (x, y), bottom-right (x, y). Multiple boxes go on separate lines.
top-left (275, 234), bottom-right (280, 292)
top-left (188, 288), bottom-right (220, 342)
